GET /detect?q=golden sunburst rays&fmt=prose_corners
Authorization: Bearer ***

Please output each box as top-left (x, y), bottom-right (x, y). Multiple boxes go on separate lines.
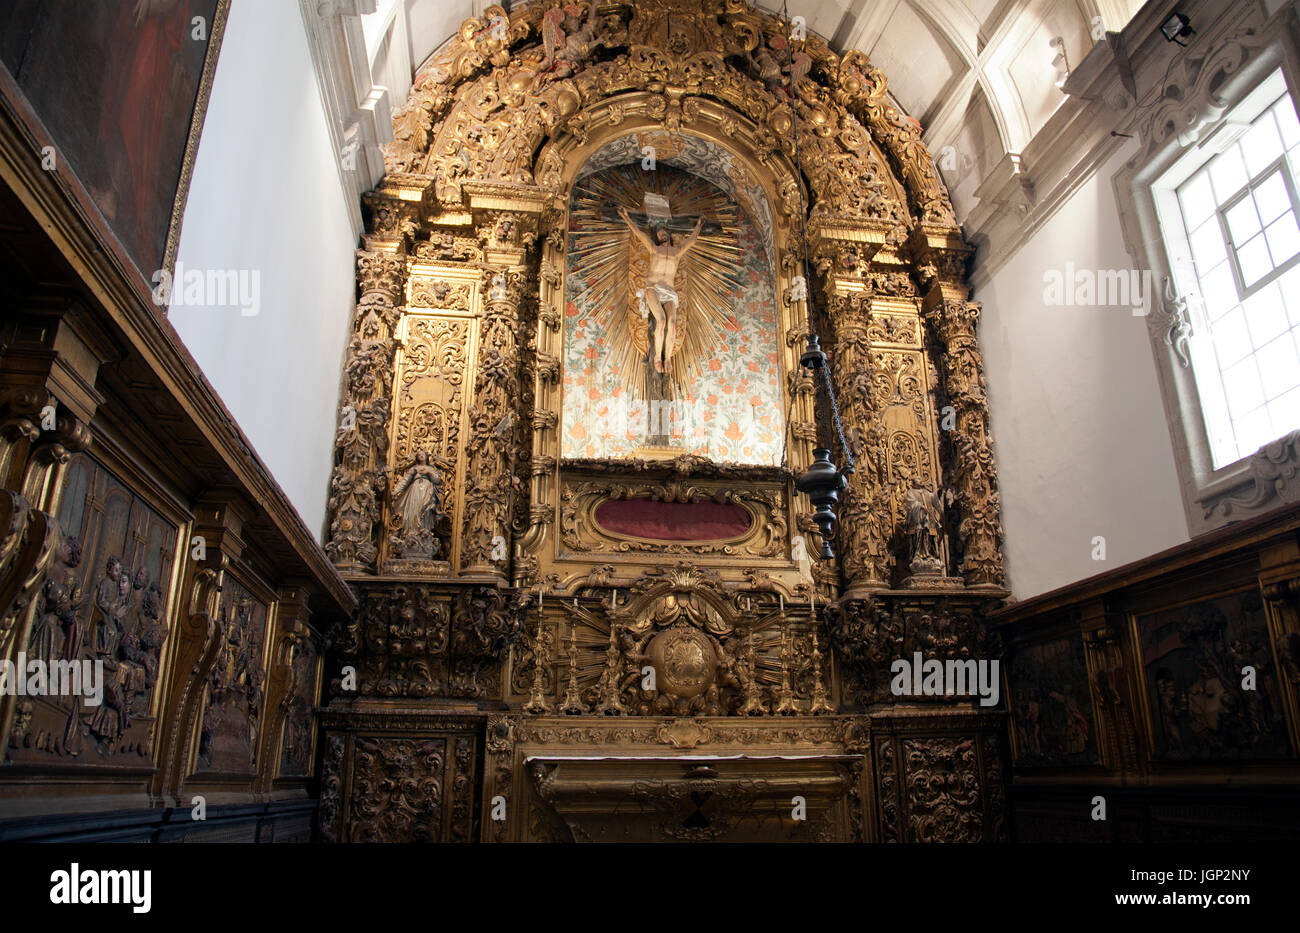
top-left (569, 164), bottom-right (743, 401)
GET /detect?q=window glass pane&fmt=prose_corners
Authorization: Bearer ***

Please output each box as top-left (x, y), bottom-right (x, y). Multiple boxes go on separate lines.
top-left (1200, 262), bottom-right (1239, 318)
top-left (1267, 382), bottom-right (1300, 436)
top-left (1238, 233), bottom-right (1273, 285)
top-left (1255, 331), bottom-right (1300, 399)
top-left (1225, 197), bottom-right (1262, 243)
top-left (1234, 405), bottom-right (1274, 455)
top-left (1161, 73), bottom-right (1300, 472)
top-left (1212, 305), bottom-right (1253, 365)
top-left (1276, 98), bottom-right (1300, 148)
top-left (1285, 267), bottom-right (1300, 326)
top-left (1243, 117), bottom-right (1284, 175)
top-left (1178, 171), bottom-right (1216, 228)
top-left (1222, 356), bottom-right (1265, 417)
top-left (1264, 212), bottom-right (1300, 264)
top-left (1190, 218), bottom-right (1228, 270)
top-left (1244, 282), bottom-right (1289, 347)
top-left (1209, 147), bottom-right (1248, 198)
top-left (1254, 171), bottom-right (1289, 223)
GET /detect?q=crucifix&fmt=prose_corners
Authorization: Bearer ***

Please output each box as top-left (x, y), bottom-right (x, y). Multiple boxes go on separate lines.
top-left (617, 202), bottom-right (704, 377)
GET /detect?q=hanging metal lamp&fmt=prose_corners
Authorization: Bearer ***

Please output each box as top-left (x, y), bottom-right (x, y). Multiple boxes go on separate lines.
top-left (781, 4), bottom-right (855, 561)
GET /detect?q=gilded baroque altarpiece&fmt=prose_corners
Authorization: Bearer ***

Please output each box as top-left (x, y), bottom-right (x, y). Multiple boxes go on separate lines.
top-left (319, 0), bottom-right (1009, 842)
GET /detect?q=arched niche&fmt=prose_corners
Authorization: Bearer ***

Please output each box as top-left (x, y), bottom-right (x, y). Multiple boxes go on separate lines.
top-left (559, 130), bottom-right (784, 465)
top-left (334, 0), bottom-right (1005, 596)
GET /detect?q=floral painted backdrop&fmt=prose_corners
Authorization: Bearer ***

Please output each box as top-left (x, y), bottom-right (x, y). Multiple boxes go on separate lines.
top-left (562, 165), bottom-right (782, 465)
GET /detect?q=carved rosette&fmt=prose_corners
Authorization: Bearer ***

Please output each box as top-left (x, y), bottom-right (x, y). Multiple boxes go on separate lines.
top-left (325, 250), bottom-right (407, 571)
top-left (922, 296), bottom-right (1004, 587)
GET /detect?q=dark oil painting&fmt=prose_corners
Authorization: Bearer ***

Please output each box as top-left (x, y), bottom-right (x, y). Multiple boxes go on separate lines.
top-left (0, 0), bottom-right (221, 279)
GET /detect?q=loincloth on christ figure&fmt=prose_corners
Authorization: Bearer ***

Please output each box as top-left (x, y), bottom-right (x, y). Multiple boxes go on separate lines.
top-left (636, 283), bottom-right (679, 318)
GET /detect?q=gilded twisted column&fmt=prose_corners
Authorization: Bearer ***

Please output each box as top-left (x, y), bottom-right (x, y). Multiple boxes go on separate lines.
top-left (460, 267), bottom-right (529, 576)
top-left (921, 294), bottom-right (1005, 588)
top-left (825, 292), bottom-right (891, 588)
top-left (324, 250), bottom-right (406, 572)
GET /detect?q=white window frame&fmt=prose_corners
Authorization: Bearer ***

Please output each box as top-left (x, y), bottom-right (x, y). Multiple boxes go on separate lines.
top-left (1114, 4), bottom-right (1300, 536)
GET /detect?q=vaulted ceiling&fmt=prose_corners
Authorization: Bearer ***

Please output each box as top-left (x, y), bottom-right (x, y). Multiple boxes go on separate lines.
top-left (353, 0), bottom-right (1145, 223)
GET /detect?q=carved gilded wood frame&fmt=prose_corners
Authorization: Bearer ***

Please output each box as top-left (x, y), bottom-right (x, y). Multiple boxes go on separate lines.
top-left (525, 101), bottom-right (818, 594)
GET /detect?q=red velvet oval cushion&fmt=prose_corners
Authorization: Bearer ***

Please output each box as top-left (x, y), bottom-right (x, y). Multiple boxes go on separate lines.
top-left (594, 498), bottom-right (751, 541)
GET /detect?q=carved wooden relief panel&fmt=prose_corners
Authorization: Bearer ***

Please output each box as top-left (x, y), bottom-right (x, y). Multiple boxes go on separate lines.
top-left (278, 633), bottom-right (319, 779)
top-left (192, 575), bottom-right (269, 777)
top-left (7, 452), bottom-right (178, 767)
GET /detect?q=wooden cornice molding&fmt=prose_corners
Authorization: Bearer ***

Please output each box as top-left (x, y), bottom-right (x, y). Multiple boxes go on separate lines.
top-left (988, 500), bottom-right (1300, 627)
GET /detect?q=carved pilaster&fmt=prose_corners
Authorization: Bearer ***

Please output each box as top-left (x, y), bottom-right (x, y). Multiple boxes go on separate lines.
top-left (1080, 605), bottom-right (1142, 776)
top-left (325, 250), bottom-right (407, 573)
top-left (257, 583), bottom-right (314, 792)
top-left (461, 267), bottom-right (529, 576)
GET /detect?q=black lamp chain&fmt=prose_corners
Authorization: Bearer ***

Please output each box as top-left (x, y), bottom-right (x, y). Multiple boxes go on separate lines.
top-left (779, 0), bottom-right (855, 474)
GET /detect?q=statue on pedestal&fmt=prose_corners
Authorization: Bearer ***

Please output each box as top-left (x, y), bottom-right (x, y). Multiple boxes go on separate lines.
top-left (390, 449), bottom-right (447, 560)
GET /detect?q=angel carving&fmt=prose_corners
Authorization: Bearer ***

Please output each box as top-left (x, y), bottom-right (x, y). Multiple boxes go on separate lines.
top-left (568, 165), bottom-right (742, 400)
top-left (541, 2), bottom-right (599, 76)
top-left (753, 35), bottom-right (811, 93)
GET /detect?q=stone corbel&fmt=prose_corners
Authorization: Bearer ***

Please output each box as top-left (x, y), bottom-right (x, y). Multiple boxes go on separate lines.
top-left (966, 153), bottom-right (1035, 237)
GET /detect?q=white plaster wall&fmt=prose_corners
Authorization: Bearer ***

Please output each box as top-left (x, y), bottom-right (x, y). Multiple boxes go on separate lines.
top-left (974, 142), bottom-right (1189, 599)
top-left (169, 0), bottom-right (357, 540)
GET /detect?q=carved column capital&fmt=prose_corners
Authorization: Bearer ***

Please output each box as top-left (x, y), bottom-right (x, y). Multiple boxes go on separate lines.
top-left (356, 250), bottom-right (407, 303)
top-left (907, 226), bottom-right (972, 295)
top-left (480, 266), bottom-right (531, 310)
top-left (0, 296), bottom-right (112, 507)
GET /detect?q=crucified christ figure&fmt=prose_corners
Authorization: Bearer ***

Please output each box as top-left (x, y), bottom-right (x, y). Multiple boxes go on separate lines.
top-left (619, 206), bottom-right (704, 373)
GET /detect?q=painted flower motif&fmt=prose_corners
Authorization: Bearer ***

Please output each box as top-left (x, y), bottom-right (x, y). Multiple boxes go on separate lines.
top-left (561, 173), bottom-right (784, 463)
